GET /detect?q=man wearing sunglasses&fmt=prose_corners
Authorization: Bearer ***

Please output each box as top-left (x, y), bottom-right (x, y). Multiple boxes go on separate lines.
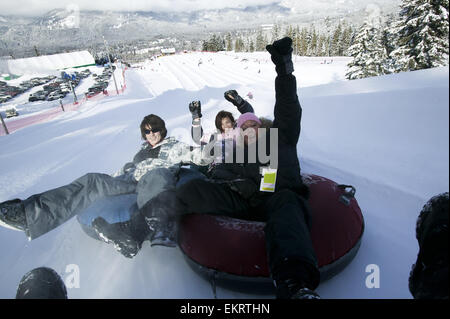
top-left (0, 114), bottom-right (209, 258)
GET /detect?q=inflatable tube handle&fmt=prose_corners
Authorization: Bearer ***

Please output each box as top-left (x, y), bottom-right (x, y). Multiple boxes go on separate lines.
top-left (337, 184), bottom-right (356, 206)
top-left (208, 270), bottom-right (218, 299)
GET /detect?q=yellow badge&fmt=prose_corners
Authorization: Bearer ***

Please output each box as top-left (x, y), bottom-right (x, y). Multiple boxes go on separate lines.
top-left (260, 168), bottom-right (277, 192)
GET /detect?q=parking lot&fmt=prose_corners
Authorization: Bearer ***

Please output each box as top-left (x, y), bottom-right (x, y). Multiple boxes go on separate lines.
top-left (0, 65), bottom-right (123, 120)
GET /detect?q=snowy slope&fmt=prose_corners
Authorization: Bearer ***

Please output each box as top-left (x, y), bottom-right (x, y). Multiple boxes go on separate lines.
top-left (0, 52), bottom-right (448, 299)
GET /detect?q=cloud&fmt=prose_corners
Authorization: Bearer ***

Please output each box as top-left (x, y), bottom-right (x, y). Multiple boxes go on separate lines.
top-left (0, 0), bottom-right (280, 16)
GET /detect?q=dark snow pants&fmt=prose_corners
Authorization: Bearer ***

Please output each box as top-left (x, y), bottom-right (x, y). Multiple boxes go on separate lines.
top-left (176, 179), bottom-right (320, 289)
top-left (23, 169), bottom-right (178, 240)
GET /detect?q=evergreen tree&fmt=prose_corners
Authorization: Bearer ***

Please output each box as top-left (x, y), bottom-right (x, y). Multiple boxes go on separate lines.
top-left (271, 24), bottom-right (280, 42)
top-left (226, 33), bottom-right (233, 51)
top-left (299, 28), bottom-right (308, 56)
top-left (308, 27), bottom-right (318, 56)
top-left (293, 25), bottom-right (301, 56)
top-left (234, 37), bottom-right (245, 52)
top-left (390, 0), bottom-right (449, 71)
top-left (346, 22), bottom-right (388, 79)
top-left (380, 15), bottom-right (398, 73)
top-left (249, 39), bottom-right (255, 52)
top-left (317, 34), bottom-right (328, 56)
top-left (202, 34), bottom-right (225, 52)
top-left (331, 23), bottom-right (342, 56)
top-left (255, 30), bottom-right (266, 51)
top-left (202, 40), bottom-right (208, 51)
top-left (285, 25), bottom-right (294, 39)
top-left (340, 24), bottom-right (355, 56)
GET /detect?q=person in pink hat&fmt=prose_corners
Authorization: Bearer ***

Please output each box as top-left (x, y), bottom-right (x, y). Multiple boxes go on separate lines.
top-left (188, 90), bottom-right (255, 164)
top-left (235, 112), bottom-right (263, 145)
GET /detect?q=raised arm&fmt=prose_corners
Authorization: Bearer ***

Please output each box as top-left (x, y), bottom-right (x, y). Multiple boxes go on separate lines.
top-left (189, 100), bottom-right (205, 145)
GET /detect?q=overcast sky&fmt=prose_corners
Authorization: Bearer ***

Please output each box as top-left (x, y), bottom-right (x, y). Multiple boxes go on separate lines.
top-left (0, 0), bottom-right (281, 16)
top-left (0, 0), bottom-right (398, 17)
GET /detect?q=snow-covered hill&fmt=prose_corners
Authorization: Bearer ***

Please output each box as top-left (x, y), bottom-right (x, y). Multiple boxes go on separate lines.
top-left (0, 51), bottom-right (448, 298)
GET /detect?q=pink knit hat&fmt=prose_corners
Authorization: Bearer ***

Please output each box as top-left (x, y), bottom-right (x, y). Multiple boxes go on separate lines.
top-left (236, 112), bottom-right (262, 128)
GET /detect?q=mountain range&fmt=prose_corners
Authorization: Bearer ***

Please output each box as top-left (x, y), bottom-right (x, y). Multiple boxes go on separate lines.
top-left (0, 0), bottom-right (401, 58)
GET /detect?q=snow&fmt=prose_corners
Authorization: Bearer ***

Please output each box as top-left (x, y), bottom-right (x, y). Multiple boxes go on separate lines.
top-left (0, 51), bottom-right (448, 299)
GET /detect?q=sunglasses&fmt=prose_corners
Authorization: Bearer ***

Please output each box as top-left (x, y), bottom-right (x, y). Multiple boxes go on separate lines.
top-left (144, 128), bottom-right (161, 135)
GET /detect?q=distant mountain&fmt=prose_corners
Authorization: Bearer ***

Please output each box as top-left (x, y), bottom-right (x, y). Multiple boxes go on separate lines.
top-left (0, 1), bottom-right (401, 58)
top-left (34, 9), bottom-right (80, 30)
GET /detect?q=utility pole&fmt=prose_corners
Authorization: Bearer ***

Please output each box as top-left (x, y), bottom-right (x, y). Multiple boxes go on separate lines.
top-left (68, 79), bottom-right (78, 104)
top-left (64, 73), bottom-right (78, 104)
top-left (0, 112), bottom-right (9, 135)
top-left (120, 59), bottom-right (125, 89)
top-left (103, 36), bottom-right (119, 95)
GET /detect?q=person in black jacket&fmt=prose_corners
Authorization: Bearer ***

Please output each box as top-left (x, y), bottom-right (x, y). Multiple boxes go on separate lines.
top-left (409, 192), bottom-right (448, 299)
top-left (174, 37), bottom-right (321, 299)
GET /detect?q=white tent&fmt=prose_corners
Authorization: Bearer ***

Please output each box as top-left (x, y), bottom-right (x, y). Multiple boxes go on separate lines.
top-left (0, 51), bottom-right (95, 75)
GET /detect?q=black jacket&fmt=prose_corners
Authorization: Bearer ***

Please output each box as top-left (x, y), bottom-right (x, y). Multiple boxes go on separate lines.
top-left (209, 74), bottom-right (308, 204)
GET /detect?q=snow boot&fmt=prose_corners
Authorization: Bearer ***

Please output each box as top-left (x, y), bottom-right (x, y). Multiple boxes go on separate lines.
top-left (272, 257), bottom-right (321, 299)
top-left (140, 189), bottom-right (180, 248)
top-left (266, 37), bottom-right (294, 76)
top-left (0, 198), bottom-right (27, 232)
top-left (291, 287), bottom-right (321, 299)
top-left (275, 278), bottom-right (320, 299)
top-left (16, 267), bottom-right (67, 299)
top-left (92, 217), bottom-right (142, 258)
top-left (145, 216), bottom-right (177, 248)
top-left (409, 192), bottom-right (448, 299)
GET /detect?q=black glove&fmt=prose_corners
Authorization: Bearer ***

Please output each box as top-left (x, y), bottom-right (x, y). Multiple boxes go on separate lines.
top-left (189, 100), bottom-right (202, 120)
top-left (224, 90), bottom-right (244, 107)
top-left (266, 37), bottom-right (294, 75)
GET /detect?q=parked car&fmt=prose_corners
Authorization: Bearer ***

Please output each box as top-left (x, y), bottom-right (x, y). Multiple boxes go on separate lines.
top-left (0, 94), bottom-right (12, 102)
top-left (47, 91), bottom-right (66, 101)
top-left (5, 108), bottom-right (18, 118)
top-left (88, 86), bottom-right (103, 92)
top-left (28, 90), bottom-right (48, 102)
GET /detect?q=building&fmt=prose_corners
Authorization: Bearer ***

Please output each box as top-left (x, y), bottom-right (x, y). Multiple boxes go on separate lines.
top-left (161, 48), bottom-right (176, 55)
top-left (0, 51), bottom-right (96, 78)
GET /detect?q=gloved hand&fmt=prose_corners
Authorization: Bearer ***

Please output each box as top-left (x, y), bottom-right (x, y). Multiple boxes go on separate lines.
top-left (189, 100), bottom-right (202, 120)
top-left (266, 37), bottom-right (294, 75)
top-left (224, 90), bottom-right (244, 107)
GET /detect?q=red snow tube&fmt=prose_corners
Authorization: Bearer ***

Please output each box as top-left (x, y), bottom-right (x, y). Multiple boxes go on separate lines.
top-left (178, 174), bottom-right (365, 293)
